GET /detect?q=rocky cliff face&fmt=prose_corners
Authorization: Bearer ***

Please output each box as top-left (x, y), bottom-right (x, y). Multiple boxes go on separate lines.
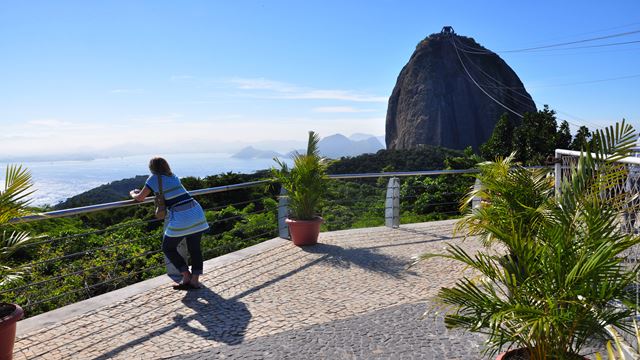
top-left (386, 31), bottom-right (536, 150)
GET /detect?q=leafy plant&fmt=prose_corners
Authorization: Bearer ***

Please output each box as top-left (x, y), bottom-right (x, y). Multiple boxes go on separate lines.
top-left (0, 165), bottom-right (36, 287)
top-left (424, 121), bottom-right (640, 359)
top-left (592, 321), bottom-right (640, 360)
top-left (455, 152), bottom-right (554, 247)
top-left (272, 131), bottom-right (328, 220)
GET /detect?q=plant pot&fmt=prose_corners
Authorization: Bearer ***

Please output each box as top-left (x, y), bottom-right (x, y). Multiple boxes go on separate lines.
top-left (0, 303), bottom-right (23, 360)
top-left (496, 348), bottom-right (588, 360)
top-left (286, 217), bottom-right (323, 246)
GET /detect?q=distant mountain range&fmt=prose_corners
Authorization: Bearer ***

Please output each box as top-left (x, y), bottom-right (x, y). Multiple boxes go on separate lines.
top-left (232, 133), bottom-right (385, 160)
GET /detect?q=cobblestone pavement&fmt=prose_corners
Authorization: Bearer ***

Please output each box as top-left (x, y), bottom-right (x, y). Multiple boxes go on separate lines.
top-left (177, 302), bottom-right (487, 360)
top-left (11, 219), bottom-right (597, 359)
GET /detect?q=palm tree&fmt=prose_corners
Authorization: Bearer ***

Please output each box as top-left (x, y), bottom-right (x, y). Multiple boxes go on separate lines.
top-left (455, 152), bottom-right (555, 247)
top-left (425, 121), bottom-right (640, 359)
top-left (273, 131), bottom-right (327, 220)
top-left (0, 165), bottom-right (35, 287)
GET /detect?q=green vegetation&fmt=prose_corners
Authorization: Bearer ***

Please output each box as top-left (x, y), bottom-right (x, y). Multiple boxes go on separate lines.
top-left (1, 165), bottom-right (36, 288)
top-left (327, 145), bottom-right (464, 173)
top-left (481, 106), bottom-right (600, 165)
top-left (427, 122), bottom-right (640, 359)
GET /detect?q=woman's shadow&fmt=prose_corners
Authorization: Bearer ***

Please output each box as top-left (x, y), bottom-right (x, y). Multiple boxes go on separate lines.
top-left (173, 286), bottom-right (251, 345)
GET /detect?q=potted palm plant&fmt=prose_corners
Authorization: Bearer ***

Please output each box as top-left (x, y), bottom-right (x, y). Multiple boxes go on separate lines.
top-left (273, 131), bottom-right (328, 246)
top-left (0, 165), bottom-right (35, 360)
top-left (422, 122), bottom-right (640, 359)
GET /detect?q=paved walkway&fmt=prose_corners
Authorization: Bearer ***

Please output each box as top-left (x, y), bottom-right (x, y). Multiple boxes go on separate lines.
top-left (10, 220), bottom-right (601, 359)
top-left (178, 302), bottom-right (485, 360)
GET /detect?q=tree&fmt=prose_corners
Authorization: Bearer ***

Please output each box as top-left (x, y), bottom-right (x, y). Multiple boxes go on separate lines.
top-left (480, 113), bottom-right (514, 160)
top-left (555, 120), bottom-right (572, 149)
top-left (481, 106), bottom-right (574, 165)
top-left (570, 125), bottom-right (592, 150)
top-left (513, 105), bottom-right (558, 165)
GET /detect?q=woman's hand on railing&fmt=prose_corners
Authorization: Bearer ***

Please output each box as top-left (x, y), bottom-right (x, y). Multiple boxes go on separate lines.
top-left (130, 188), bottom-right (150, 202)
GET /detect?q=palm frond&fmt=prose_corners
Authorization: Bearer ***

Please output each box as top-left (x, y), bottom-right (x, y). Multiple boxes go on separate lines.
top-left (425, 122), bottom-right (640, 359)
top-left (0, 164), bottom-right (35, 287)
top-left (0, 164), bottom-right (35, 223)
top-left (306, 131), bottom-right (321, 157)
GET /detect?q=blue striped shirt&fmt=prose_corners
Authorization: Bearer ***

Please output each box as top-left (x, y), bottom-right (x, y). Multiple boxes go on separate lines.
top-left (145, 174), bottom-right (193, 207)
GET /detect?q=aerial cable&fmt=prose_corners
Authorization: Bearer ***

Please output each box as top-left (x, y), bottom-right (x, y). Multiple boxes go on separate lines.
top-left (456, 38), bottom-right (537, 109)
top-left (499, 29), bottom-right (640, 53)
top-left (555, 110), bottom-right (604, 130)
top-left (456, 39), bottom-right (534, 103)
top-left (451, 31), bottom-right (640, 55)
top-left (454, 38), bottom-right (604, 131)
top-left (451, 38), bottom-right (524, 118)
top-left (521, 39), bottom-right (640, 52)
top-left (453, 39), bottom-right (495, 54)
top-left (530, 73), bottom-right (640, 88)
top-left (548, 21), bottom-right (640, 40)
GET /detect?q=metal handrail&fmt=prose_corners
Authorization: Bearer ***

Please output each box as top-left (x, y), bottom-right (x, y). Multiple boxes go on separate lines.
top-left (11, 179), bottom-right (272, 224)
top-left (328, 169), bottom-right (479, 179)
top-left (10, 168), bottom-right (553, 224)
top-left (11, 171), bottom-right (479, 224)
top-left (9, 169), bottom-right (498, 223)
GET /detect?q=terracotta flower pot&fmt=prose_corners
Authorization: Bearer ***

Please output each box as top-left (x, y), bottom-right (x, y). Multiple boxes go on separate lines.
top-left (496, 348), bottom-right (588, 360)
top-left (0, 303), bottom-right (24, 360)
top-left (286, 217), bottom-right (323, 246)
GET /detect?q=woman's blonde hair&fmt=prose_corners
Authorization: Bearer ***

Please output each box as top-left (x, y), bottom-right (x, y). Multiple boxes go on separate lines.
top-left (149, 157), bottom-right (172, 176)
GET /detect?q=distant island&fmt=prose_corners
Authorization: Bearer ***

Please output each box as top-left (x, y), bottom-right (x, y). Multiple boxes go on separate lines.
top-left (231, 133), bottom-right (385, 160)
top-left (231, 146), bottom-right (282, 159)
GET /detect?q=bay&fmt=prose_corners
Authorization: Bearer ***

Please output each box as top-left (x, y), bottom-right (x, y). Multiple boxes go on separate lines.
top-left (0, 153), bottom-right (282, 207)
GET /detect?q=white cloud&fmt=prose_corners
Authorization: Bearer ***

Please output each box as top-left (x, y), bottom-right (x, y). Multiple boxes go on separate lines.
top-left (110, 88), bottom-right (144, 94)
top-left (27, 119), bottom-right (74, 127)
top-left (228, 77), bottom-right (388, 103)
top-left (230, 78), bottom-right (297, 92)
top-left (284, 90), bottom-right (387, 103)
top-left (312, 106), bottom-right (377, 113)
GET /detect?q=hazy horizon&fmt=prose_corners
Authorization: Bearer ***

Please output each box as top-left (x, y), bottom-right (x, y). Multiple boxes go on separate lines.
top-left (0, 132), bottom-right (385, 162)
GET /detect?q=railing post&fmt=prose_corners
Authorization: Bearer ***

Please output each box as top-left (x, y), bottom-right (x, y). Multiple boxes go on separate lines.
top-left (472, 178), bottom-right (482, 209)
top-left (385, 177), bottom-right (400, 228)
top-left (555, 149), bottom-right (562, 197)
top-left (278, 187), bottom-right (290, 239)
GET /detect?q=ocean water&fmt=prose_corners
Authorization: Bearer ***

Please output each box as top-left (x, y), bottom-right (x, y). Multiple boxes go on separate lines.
top-left (0, 153), bottom-right (282, 207)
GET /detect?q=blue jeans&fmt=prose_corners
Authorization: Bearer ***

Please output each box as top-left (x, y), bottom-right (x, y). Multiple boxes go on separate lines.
top-left (162, 232), bottom-right (204, 275)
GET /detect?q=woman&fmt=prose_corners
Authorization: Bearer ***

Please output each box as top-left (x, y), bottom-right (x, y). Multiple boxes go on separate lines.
top-left (130, 157), bottom-right (209, 290)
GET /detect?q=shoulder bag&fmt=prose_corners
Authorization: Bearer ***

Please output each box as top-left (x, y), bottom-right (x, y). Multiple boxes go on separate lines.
top-left (154, 175), bottom-right (167, 220)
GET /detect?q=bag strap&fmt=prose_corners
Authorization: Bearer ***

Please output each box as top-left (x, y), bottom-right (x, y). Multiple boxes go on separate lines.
top-left (157, 174), bottom-right (164, 198)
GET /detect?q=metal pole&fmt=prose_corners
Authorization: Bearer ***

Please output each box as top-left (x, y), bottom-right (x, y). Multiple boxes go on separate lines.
top-left (472, 178), bottom-right (482, 209)
top-left (385, 177), bottom-right (400, 228)
top-left (278, 187), bottom-right (290, 239)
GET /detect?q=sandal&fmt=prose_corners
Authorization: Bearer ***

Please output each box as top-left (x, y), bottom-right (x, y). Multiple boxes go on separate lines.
top-left (172, 283), bottom-right (191, 290)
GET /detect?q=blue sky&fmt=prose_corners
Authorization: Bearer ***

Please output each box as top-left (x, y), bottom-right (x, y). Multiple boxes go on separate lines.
top-left (1, 0), bottom-right (639, 158)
